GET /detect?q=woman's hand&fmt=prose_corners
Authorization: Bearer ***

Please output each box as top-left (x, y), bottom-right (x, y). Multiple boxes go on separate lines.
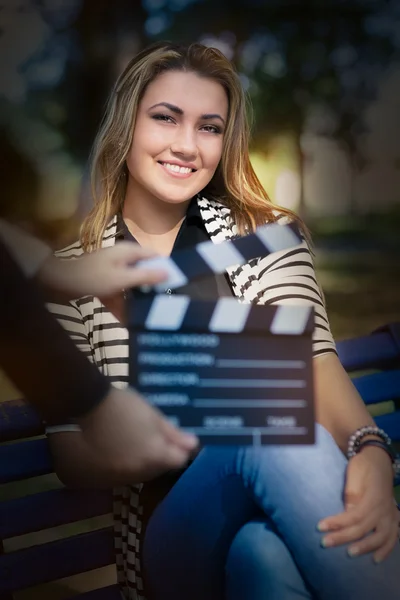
top-left (318, 446), bottom-right (398, 563)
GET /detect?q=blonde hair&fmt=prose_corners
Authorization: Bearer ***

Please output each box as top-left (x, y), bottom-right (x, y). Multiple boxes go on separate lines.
top-left (81, 41), bottom-right (304, 251)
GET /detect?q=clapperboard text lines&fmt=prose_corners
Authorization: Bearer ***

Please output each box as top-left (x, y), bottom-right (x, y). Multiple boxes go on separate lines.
top-left (139, 374), bottom-right (306, 388)
top-left (200, 379), bottom-right (305, 388)
top-left (184, 427), bottom-right (308, 437)
top-left (192, 400), bottom-right (307, 408)
top-left (139, 355), bottom-right (305, 369)
top-left (143, 394), bottom-right (306, 407)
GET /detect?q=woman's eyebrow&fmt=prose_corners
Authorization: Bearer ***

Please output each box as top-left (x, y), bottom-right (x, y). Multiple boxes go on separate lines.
top-left (149, 102), bottom-right (225, 124)
top-left (202, 113), bottom-right (225, 124)
top-left (149, 102), bottom-right (183, 114)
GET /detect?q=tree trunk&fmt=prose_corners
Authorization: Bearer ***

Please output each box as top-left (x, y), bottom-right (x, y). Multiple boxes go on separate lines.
top-left (295, 133), bottom-right (307, 222)
top-left (348, 149), bottom-right (358, 217)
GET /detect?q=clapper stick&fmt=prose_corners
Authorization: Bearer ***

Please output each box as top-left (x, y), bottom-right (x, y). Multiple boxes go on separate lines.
top-left (132, 296), bottom-right (314, 335)
top-left (134, 221), bottom-right (302, 292)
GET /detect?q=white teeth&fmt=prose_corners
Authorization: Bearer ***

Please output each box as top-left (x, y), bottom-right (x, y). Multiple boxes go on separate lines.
top-left (161, 162), bottom-right (193, 174)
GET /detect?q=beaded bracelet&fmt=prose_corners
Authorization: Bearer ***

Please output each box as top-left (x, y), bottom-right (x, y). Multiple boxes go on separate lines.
top-left (347, 425), bottom-right (391, 459)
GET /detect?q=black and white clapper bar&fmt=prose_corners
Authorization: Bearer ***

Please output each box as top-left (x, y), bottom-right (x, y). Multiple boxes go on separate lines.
top-left (128, 221), bottom-right (316, 445)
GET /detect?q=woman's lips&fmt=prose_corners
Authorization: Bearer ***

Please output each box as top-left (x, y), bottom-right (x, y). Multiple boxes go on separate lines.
top-left (158, 161), bottom-right (197, 179)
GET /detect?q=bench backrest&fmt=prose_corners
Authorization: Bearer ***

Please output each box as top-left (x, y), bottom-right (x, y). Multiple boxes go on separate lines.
top-left (336, 323), bottom-right (400, 442)
top-left (1, 322), bottom-right (399, 599)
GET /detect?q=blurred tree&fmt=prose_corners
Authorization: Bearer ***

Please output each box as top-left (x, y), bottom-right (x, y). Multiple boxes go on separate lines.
top-left (0, 128), bottom-right (39, 222)
top-left (57, 0), bottom-right (149, 162)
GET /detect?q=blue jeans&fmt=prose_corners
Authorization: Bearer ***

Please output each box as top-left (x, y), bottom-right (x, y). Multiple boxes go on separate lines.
top-left (225, 518), bottom-right (313, 599)
top-left (142, 424), bottom-right (400, 599)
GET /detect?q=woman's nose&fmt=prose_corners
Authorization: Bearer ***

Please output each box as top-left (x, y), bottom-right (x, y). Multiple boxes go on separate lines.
top-left (170, 127), bottom-right (198, 159)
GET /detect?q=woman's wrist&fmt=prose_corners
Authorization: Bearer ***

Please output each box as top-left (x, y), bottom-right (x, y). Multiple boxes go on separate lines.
top-left (356, 440), bottom-right (394, 466)
top-left (348, 433), bottom-right (400, 482)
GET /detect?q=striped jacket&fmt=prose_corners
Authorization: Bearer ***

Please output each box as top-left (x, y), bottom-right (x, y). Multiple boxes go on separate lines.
top-left (47, 195), bottom-right (336, 599)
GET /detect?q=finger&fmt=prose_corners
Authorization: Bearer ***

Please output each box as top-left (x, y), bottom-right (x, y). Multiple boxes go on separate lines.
top-left (318, 492), bottom-right (377, 532)
top-left (346, 524), bottom-right (390, 558)
top-left (145, 403), bottom-right (199, 452)
top-left (122, 267), bottom-right (168, 288)
top-left (321, 510), bottom-right (379, 548)
top-left (373, 526), bottom-right (399, 564)
top-left (154, 439), bottom-right (195, 471)
top-left (160, 417), bottom-right (199, 451)
top-left (108, 242), bottom-right (158, 263)
top-left (319, 504), bottom-right (369, 533)
top-left (139, 443), bottom-right (193, 482)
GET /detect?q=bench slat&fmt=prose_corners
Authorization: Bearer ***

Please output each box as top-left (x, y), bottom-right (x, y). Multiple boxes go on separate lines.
top-left (0, 488), bottom-right (113, 539)
top-left (375, 411), bottom-right (400, 441)
top-left (0, 438), bottom-right (52, 484)
top-left (352, 370), bottom-right (400, 405)
top-left (0, 528), bottom-right (115, 593)
top-left (0, 399), bottom-right (43, 443)
top-left (337, 331), bottom-right (399, 372)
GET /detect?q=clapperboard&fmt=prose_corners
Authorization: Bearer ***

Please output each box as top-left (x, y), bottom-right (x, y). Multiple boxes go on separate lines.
top-left (128, 222), bottom-right (316, 445)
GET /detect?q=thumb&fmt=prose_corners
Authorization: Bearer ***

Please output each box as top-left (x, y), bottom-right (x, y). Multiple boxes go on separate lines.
top-left (123, 267), bottom-right (168, 290)
top-left (157, 442), bottom-right (195, 471)
top-left (161, 418), bottom-right (199, 452)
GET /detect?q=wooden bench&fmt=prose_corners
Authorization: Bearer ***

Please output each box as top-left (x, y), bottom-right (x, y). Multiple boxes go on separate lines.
top-left (1, 322), bottom-right (400, 599)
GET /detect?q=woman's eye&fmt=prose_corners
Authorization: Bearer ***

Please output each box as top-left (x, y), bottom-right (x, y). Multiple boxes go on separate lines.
top-left (152, 113), bottom-right (174, 123)
top-left (201, 125), bottom-right (222, 134)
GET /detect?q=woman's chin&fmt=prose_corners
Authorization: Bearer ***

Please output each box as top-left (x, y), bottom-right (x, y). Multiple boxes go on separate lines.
top-left (153, 190), bottom-right (199, 206)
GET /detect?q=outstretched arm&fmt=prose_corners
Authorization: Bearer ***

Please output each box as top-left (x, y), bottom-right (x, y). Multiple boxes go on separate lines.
top-left (1, 240), bottom-right (197, 482)
top-left (0, 218), bottom-right (167, 300)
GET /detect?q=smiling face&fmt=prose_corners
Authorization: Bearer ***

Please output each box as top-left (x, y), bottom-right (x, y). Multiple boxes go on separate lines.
top-left (125, 70), bottom-right (229, 209)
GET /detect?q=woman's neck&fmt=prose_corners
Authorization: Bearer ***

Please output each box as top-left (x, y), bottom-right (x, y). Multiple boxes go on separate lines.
top-left (122, 181), bottom-right (191, 256)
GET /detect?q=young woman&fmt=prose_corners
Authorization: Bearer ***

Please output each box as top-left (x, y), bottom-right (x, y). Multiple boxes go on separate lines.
top-left (47, 42), bottom-right (400, 600)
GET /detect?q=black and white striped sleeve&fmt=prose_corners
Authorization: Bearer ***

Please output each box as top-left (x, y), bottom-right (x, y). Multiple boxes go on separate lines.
top-left (257, 238), bottom-right (337, 358)
top-left (45, 298), bottom-right (95, 432)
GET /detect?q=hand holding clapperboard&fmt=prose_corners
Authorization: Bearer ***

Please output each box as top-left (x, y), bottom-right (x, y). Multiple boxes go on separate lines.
top-left (128, 222), bottom-right (315, 446)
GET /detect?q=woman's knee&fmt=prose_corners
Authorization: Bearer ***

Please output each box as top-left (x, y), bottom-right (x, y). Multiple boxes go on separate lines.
top-left (225, 520), bottom-right (313, 599)
top-left (225, 520), bottom-right (306, 587)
